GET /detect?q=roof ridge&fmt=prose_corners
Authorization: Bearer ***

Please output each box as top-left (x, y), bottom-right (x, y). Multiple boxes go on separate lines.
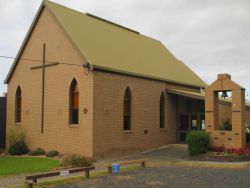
top-left (45, 0), bottom-right (140, 35)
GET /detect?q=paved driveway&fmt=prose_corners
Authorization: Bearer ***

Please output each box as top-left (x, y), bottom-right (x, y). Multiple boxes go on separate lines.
top-left (54, 166), bottom-right (250, 188)
top-left (94, 144), bottom-right (189, 170)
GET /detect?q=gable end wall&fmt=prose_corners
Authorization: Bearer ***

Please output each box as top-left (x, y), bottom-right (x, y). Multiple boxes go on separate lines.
top-left (6, 7), bottom-right (94, 156)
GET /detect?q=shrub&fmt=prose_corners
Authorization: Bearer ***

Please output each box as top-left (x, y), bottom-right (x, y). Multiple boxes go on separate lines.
top-left (28, 148), bottom-right (46, 156)
top-left (219, 118), bottom-right (232, 131)
top-left (46, 150), bottom-right (59, 157)
top-left (8, 129), bottom-right (29, 155)
top-left (8, 141), bottom-right (29, 155)
top-left (186, 131), bottom-right (210, 156)
top-left (60, 154), bottom-right (93, 168)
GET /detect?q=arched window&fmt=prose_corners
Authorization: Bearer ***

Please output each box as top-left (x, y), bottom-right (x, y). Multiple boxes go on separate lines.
top-left (160, 92), bottom-right (165, 128)
top-left (15, 86), bottom-right (22, 123)
top-left (124, 88), bottom-right (131, 130)
top-left (69, 79), bottom-right (79, 124)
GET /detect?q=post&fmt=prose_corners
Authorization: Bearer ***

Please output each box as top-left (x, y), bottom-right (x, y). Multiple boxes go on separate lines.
top-left (141, 161), bottom-right (145, 168)
top-left (41, 43), bottom-right (45, 134)
top-left (108, 166), bottom-right (112, 174)
top-left (85, 170), bottom-right (90, 178)
top-left (27, 182), bottom-right (33, 188)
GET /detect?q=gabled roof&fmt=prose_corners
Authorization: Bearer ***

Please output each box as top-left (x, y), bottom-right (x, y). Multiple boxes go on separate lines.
top-left (5, 0), bottom-right (207, 88)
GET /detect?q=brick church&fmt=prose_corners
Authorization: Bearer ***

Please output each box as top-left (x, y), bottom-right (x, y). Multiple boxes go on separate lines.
top-left (5, 0), bottom-right (250, 158)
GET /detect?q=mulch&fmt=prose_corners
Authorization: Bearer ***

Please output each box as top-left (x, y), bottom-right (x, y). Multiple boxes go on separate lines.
top-left (190, 154), bottom-right (250, 162)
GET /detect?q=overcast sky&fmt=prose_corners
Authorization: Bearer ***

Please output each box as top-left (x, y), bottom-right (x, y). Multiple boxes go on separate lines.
top-left (0, 0), bottom-right (249, 99)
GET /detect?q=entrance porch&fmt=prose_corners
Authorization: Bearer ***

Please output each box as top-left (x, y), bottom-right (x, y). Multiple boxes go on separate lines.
top-left (167, 89), bottom-right (205, 143)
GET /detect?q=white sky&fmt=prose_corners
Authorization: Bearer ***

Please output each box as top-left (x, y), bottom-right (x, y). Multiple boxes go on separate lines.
top-left (0, 0), bottom-right (250, 99)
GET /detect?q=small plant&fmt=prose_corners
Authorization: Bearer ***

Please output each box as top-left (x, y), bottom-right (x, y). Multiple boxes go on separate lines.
top-left (219, 118), bottom-right (232, 131)
top-left (246, 124), bottom-right (250, 133)
top-left (210, 145), bottom-right (225, 154)
top-left (8, 129), bottom-right (29, 155)
top-left (28, 148), bottom-right (46, 156)
top-left (60, 154), bottom-right (93, 168)
top-left (186, 131), bottom-right (210, 156)
top-left (46, 150), bottom-right (59, 157)
top-left (8, 141), bottom-right (29, 155)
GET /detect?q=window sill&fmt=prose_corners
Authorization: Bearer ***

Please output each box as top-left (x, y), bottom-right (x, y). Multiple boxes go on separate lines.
top-left (69, 124), bottom-right (78, 128)
top-left (15, 122), bottom-right (22, 126)
top-left (124, 130), bottom-right (133, 134)
top-left (160, 128), bottom-right (167, 132)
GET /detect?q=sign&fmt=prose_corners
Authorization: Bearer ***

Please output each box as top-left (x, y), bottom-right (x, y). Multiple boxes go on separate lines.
top-left (60, 170), bottom-right (69, 176)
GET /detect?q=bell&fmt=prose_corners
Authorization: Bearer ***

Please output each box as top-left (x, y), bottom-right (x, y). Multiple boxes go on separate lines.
top-left (221, 91), bottom-right (228, 99)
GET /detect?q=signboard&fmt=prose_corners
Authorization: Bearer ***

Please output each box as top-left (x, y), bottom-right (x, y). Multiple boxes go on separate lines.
top-left (60, 170), bottom-right (69, 176)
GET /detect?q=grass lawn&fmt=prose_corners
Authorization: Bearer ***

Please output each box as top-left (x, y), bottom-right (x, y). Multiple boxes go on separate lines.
top-left (0, 157), bottom-right (59, 177)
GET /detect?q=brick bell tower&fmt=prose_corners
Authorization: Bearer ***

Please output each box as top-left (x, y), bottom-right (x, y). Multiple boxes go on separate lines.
top-left (205, 74), bottom-right (246, 148)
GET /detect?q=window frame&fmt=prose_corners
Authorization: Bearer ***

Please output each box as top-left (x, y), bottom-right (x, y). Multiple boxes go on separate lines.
top-left (69, 79), bottom-right (79, 125)
top-left (15, 86), bottom-right (22, 123)
top-left (123, 87), bottom-right (132, 131)
top-left (160, 92), bottom-right (165, 129)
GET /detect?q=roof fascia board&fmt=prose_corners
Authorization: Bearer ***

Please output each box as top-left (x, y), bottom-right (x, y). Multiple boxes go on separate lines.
top-left (4, 2), bottom-right (45, 84)
top-left (92, 65), bottom-right (206, 89)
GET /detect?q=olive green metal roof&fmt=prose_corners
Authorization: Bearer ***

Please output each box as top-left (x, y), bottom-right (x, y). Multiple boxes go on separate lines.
top-left (5, 0), bottom-right (207, 87)
top-left (45, 1), bottom-right (206, 87)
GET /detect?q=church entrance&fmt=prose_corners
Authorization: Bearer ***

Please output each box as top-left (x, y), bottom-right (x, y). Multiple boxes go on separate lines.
top-left (179, 113), bottom-right (205, 143)
top-left (176, 95), bottom-right (205, 143)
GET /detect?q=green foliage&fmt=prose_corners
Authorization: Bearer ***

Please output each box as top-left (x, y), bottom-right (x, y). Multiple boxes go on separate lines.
top-left (8, 141), bottom-right (29, 155)
top-left (0, 157), bottom-right (59, 176)
top-left (219, 118), bottom-right (232, 131)
top-left (186, 131), bottom-right (210, 156)
top-left (8, 129), bottom-right (25, 145)
top-left (60, 154), bottom-right (93, 168)
top-left (46, 150), bottom-right (59, 157)
top-left (7, 129), bottom-right (29, 155)
top-left (28, 148), bottom-right (46, 156)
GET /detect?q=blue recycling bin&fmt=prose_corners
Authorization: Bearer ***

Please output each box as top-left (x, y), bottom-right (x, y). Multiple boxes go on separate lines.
top-left (112, 163), bottom-right (120, 173)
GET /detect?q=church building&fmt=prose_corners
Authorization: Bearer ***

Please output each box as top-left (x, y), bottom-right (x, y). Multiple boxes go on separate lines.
top-left (5, 0), bottom-right (250, 158)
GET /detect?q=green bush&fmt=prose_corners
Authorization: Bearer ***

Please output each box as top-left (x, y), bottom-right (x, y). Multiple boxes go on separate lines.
top-left (8, 141), bottom-right (29, 155)
top-left (28, 148), bottom-right (46, 156)
top-left (219, 118), bottom-right (232, 131)
top-left (46, 150), bottom-right (59, 157)
top-left (60, 154), bottom-right (93, 168)
top-left (8, 129), bottom-right (29, 155)
top-left (186, 131), bottom-right (210, 156)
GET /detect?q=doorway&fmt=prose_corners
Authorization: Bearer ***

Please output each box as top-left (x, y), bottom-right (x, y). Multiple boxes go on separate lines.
top-left (179, 113), bottom-right (205, 143)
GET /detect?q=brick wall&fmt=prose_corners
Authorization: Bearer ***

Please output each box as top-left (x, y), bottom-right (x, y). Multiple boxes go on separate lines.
top-left (92, 71), bottom-right (200, 158)
top-left (6, 7), bottom-right (94, 156)
top-left (205, 74), bottom-right (246, 148)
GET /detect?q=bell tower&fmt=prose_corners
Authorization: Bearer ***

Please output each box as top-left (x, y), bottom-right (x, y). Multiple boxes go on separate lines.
top-left (205, 74), bottom-right (246, 148)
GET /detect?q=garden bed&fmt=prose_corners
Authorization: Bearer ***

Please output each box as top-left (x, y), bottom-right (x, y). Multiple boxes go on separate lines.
top-left (190, 153), bottom-right (250, 162)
